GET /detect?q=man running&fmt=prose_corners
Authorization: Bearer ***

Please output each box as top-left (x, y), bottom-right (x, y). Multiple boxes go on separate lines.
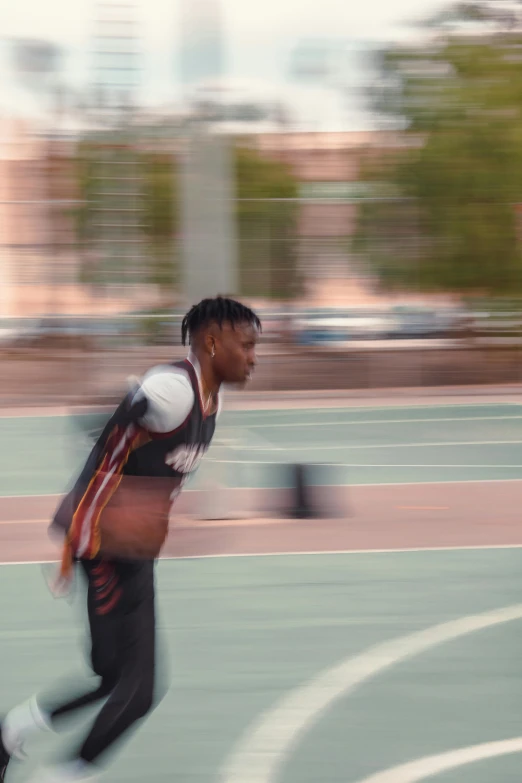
top-left (0, 296), bottom-right (260, 783)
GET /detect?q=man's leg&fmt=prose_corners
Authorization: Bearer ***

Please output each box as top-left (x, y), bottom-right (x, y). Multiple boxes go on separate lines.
top-left (33, 560), bottom-right (162, 781)
top-left (1, 559), bottom-right (123, 773)
top-left (76, 565), bottom-right (157, 764)
top-left (42, 560), bottom-right (124, 726)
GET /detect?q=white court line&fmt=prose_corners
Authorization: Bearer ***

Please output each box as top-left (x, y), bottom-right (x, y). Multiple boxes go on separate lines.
top-left (214, 426), bottom-right (281, 451)
top-left (0, 519), bottom-right (48, 525)
top-left (240, 414), bottom-right (522, 428)
top-left (205, 458), bottom-right (522, 467)
top-left (354, 737), bottom-right (522, 782)
top-left (223, 439), bottom-right (522, 452)
top-left (3, 543), bottom-right (522, 567)
top-left (219, 604), bottom-right (522, 783)
top-left (0, 493), bottom-right (60, 500)
top-left (228, 403), bottom-right (521, 416)
top-left (1, 477), bottom-right (522, 503)
top-left (1, 402), bottom-right (518, 421)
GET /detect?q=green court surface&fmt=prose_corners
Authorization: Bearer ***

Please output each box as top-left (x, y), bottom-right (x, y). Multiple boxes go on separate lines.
top-left (2, 402), bottom-right (522, 781)
top-left (1, 549), bottom-right (522, 783)
top-left (2, 402), bottom-right (522, 496)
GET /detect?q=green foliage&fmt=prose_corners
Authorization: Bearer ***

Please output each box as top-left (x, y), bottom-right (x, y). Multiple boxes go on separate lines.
top-left (141, 152), bottom-right (178, 289)
top-left (73, 141), bottom-right (300, 300)
top-left (73, 143), bottom-right (177, 293)
top-left (235, 146), bottom-right (300, 299)
top-left (354, 1), bottom-right (522, 294)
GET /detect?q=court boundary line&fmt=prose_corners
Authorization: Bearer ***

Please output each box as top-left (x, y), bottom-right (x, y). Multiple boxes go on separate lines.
top-left (0, 519), bottom-right (48, 525)
top-left (239, 414), bottom-right (522, 428)
top-left (205, 458), bottom-right (522, 466)
top-left (233, 403), bottom-right (522, 414)
top-left (0, 400), bottom-right (520, 421)
top-left (2, 542), bottom-right (522, 567)
top-left (214, 439), bottom-right (522, 452)
top-left (219, 603), bottom-right (522, 783)
top-left (2, 476), bottom-right (522, 502)
top-left (354, 737), bottom-right (522, 783)
top-left (230, 404), bottom-right (522, 416)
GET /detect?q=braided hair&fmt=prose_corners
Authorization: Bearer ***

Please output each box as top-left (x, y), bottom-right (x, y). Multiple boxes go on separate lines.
top-left (181, 296), bottom-right (261, 346)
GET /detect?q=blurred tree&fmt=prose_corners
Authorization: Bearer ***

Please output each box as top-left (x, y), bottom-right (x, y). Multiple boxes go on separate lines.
top-left (73, 143), bottom-right (178, 299)
top-left (353, 0), bottom-right (522, 295)
top-left (73, 141), bottom-right (300, 301)
top-left (235, 145), bottom-right (300, 299)
top-left (141, 152), bottom-right (178, 290)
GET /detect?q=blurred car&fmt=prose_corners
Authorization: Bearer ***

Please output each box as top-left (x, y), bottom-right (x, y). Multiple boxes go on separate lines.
top-left (0, 318), bottom-right (43, 346)
top-left (469, 309), bottom-right (522, 337)
top-left (388, 305), bottom-right (469, 339)
top-left (294, 308), bottom-right (400, 345)
top-left (390, 306), bottom-right (441, 338)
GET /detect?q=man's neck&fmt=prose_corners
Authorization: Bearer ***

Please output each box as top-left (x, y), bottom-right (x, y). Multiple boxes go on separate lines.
top-left (187, 350), bottom-right (220, 398)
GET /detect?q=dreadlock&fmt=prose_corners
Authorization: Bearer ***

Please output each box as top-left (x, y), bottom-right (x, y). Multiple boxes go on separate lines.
top-left (181, 295), bottom-right (262, 346)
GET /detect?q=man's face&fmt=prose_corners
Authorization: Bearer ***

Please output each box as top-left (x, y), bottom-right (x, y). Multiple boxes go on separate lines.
top-left (212, 321), bottom-right (259, 385)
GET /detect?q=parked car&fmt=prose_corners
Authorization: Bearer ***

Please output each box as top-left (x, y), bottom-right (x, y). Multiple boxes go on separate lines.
top-left (294, 308), bottom-right (400, 345)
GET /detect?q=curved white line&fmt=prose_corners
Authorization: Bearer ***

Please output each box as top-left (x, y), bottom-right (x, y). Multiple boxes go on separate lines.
top-left (220, 604), bottom-right (522, 783)
top-left (355, 737), bottom-right (522, 782)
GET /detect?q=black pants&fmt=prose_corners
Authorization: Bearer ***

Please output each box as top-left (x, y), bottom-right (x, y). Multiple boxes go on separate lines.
top-left (44, 558), bottom-right (162, 764)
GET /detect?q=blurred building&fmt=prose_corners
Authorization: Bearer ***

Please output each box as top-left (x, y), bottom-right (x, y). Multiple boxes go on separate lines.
top-left (0, 116), bottom-right (52, 317)
top-left (0, 117), bottom-right (164, 318)
top-left (247, 130), bottom-right (404, 302)
top-left (0, 108), bottom-right (405, 316)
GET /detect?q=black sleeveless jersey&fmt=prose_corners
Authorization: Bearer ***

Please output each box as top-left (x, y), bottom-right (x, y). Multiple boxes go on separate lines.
top-left (124, 358), bottom-right (218, 482)
top-left (51, 358), bottom-right (218, 561)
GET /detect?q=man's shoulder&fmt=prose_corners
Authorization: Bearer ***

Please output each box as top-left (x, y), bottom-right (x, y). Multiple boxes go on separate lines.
top-left (136, 364), bottom-right (196, 433)
top-left (142, 361), bottom-right (191, 382)
top-left (140, 363), bottom-right (194, 395)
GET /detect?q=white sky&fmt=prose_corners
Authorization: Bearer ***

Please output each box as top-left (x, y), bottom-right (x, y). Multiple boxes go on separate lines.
top-left (0, 0), bottom-right (454, 130)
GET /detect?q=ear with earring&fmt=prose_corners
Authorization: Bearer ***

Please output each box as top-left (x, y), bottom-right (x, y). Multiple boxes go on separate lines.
top-left (211, 344), bottom-right (215, 358)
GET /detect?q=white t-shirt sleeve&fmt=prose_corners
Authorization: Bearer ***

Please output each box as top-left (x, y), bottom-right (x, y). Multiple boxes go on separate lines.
top-left (133, 366), bottom-right (195, 433)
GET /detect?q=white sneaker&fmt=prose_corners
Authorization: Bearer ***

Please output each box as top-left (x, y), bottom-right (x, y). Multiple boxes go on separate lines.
top-left (0, 723), bottom-right (25, 761)
top-left (2, 696), bottom-right (51, 759)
